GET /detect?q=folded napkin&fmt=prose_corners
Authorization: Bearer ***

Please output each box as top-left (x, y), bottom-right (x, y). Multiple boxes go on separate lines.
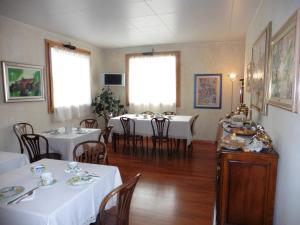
top-left (12, 190), bottom-right (36, 204)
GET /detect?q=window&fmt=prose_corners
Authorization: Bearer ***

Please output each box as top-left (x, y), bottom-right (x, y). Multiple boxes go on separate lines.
top-left (45, 40), bottom-right (91, 121)
top-left (125, 52), bottom-right (180, 112)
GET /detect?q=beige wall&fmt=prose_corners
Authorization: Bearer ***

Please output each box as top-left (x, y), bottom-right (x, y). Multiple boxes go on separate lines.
top-left (0, 16), bottom-right (103, 152)
top-left (101, 41), bottom-right (245, 141)
top-left (244, 0), bottom-right (300, 224)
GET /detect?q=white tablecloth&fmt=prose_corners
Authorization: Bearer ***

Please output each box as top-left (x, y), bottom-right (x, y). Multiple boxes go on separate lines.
top-left (0, 159), bottom-right (122, 225)
top-left (0, 151), bottom-right (29, 175)
top-left (109, 114), bottom-right (193, 144)
top-left (41, 128), bottom-right (101, 160)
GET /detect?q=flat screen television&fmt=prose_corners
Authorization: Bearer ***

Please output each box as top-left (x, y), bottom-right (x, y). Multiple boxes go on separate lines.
top-left (103, 73), bottom-right (125, 86)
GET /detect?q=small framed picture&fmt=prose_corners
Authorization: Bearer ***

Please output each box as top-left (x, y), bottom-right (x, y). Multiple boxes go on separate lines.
top-left (2, 61), bottom-right (45, 102)
top-left (194, 74), bottom-right (222, 109)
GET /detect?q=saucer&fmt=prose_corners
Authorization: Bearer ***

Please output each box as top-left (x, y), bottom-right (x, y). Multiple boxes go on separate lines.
top-left (65, 167), bottom-right (82, 174)
top-left (38, 179), bottom-right (57, 187)
top-left (67, 176), bottom-right (93, 186)
top-left (0, 186), bottom-right (24, 200)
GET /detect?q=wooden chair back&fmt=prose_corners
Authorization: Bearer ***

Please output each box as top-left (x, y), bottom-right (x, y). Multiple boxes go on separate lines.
top-left (151, 117), bottom-right (170, 138)
top-left (80, 119), bottom-right (99, 128)
top-left (191, 115), bottom-right (199, 135)
top-left (98, 125), bottom-right (114, 144)
top-left (98, 173), bottom-right (141, 225)
top-left (13, 123), bottom-right (34, 154)
top-left (21, 134), bottom-right (48, 163)
top-left (163, 111), bottom-right (176, 115)
top-left (73, 140), bottom-right (108, 165)
top-left (120, 117), bottom-right (135, 137)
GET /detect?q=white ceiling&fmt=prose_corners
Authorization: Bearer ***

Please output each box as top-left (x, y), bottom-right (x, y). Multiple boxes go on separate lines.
top-left (0, 0), bottom-right (262, 48)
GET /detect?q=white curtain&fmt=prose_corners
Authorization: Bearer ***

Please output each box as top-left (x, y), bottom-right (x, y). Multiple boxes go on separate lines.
top-left (128, 55), bottom-right (176, 113)
top-left (50, 47), bottom-right (91, 122)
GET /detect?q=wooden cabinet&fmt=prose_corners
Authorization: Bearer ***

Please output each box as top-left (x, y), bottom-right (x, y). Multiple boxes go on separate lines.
top-left (217, 150), bottom-right (278, 225)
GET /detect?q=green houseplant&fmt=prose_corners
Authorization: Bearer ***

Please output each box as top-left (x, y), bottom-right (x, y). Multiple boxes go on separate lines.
top-left (92, 87), bottom-right (124, 126)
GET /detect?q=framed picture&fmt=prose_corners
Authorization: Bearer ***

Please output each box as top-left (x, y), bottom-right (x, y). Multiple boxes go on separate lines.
top-left (268, 10), bottom-right (300, 112)
top-left (194, 74), bottom-right (222, 109)
top-left (1, 61), bottom-right (45, 102)
top-left (250, 22), bottom-right (271, 113)
top-left (245, 61), bottom-right (253, 92)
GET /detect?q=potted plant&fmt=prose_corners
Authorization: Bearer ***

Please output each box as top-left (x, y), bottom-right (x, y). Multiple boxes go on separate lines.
top-left (92, 87), bottom-right (124, 127)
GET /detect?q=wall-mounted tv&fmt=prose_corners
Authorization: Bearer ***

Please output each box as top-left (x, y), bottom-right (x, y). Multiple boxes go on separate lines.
top-left (102, 73), bottom-right (125, 86)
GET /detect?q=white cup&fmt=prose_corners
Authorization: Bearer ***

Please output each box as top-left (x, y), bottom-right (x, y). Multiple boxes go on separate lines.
top-left (65, 125), bottom-right (72, 134)
top-left (40, 172), bottom-right (54, 186)
top-left (31, 164), bottom-right (45, 175)
top-left (68, 161), bottom-right (78, 170)
top-left (143, 114), bottom-right (147, 119)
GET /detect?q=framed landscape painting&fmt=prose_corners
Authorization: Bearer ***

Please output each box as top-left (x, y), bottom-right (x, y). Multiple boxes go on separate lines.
top-left (268, 10), bottom-right (300, 112)
top-left (194, 74), bottom-right (222, 109)
top-left (251, 22), bottom-right (271, 113)
top-left (2, 61), bottom-right (45, 102)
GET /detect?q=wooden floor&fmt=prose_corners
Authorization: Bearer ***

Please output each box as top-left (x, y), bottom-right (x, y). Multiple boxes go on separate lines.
top-left (107, 141), bottom-right (217, 225)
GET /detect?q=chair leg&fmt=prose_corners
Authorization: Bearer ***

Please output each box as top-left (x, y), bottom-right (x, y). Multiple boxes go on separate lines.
top-left (152, 138), bottom-right (156, 153)
top-left (112, 133), bottom-right (117, 152)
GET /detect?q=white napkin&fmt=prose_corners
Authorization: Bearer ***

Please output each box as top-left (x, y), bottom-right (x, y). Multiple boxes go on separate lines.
top-left (13, 191), bottom-right (36, 204)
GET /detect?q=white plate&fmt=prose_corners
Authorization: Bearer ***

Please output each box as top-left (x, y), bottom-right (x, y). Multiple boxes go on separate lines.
top-left (67, 176), bottom-right (93, 186)
top-left (0, 186), bottom-right (25, 200)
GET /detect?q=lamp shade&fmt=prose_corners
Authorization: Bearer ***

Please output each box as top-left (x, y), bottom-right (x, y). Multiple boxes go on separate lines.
top-left (229, 73), bottom-right (237, 81)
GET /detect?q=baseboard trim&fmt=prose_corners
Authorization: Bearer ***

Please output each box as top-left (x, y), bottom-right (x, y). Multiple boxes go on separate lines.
top-left (193, 140), bottom-right (217, 145)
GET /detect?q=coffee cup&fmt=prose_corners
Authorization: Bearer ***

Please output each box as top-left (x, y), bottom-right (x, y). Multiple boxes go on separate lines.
top-left (31, 164), bottom-right (45, 175)
top-left (40, 172), bottom-right (54, 186)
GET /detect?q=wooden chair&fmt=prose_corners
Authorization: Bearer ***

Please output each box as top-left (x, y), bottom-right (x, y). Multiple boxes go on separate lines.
top-left (98, 125), bottom-right (114, 145)
top-left (151, 117), bottom-right (171, 153)
top-left (184, 114), bottom-right (199, 151)
top-left (21, 134), bottom-right (61, 163)
top-left (73, 140), bottom-right (108, 165)
top-left (95, 173), bottom-right (141, 225)
top-left (191, 114), bottom-right (199, 136)
top-left (13, 122), bottom-right (34, 154)
top-left (120, 117), bottom-right (143, 153)
top-left (80, 119), bottom-right (99, 128)
top-left (163, 111), bottom-right (176, 115)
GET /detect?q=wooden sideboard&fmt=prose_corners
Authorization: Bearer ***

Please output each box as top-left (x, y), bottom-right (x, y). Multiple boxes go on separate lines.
top-left (216, 124), bottom-right (278, 225)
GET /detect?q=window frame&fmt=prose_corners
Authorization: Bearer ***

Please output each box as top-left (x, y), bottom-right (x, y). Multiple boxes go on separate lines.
top-left (125, 51), bottom-right (181, 107)
top-left (45, 39), bottom-right (91, 113)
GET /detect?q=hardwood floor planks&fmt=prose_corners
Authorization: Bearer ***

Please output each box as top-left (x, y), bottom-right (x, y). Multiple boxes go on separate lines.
top-left (107, 141), bottom-right (216, 225)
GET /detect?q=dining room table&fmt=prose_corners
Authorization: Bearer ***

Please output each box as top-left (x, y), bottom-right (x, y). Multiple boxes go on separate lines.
top-left (0, 151), bottom-right (29, 175)
top-left (0, 158), bottom-right (122, 225)
top-left (40, 128), bottom-right (101, 160)
top-left (109, 114), bottom-right (193, 151)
